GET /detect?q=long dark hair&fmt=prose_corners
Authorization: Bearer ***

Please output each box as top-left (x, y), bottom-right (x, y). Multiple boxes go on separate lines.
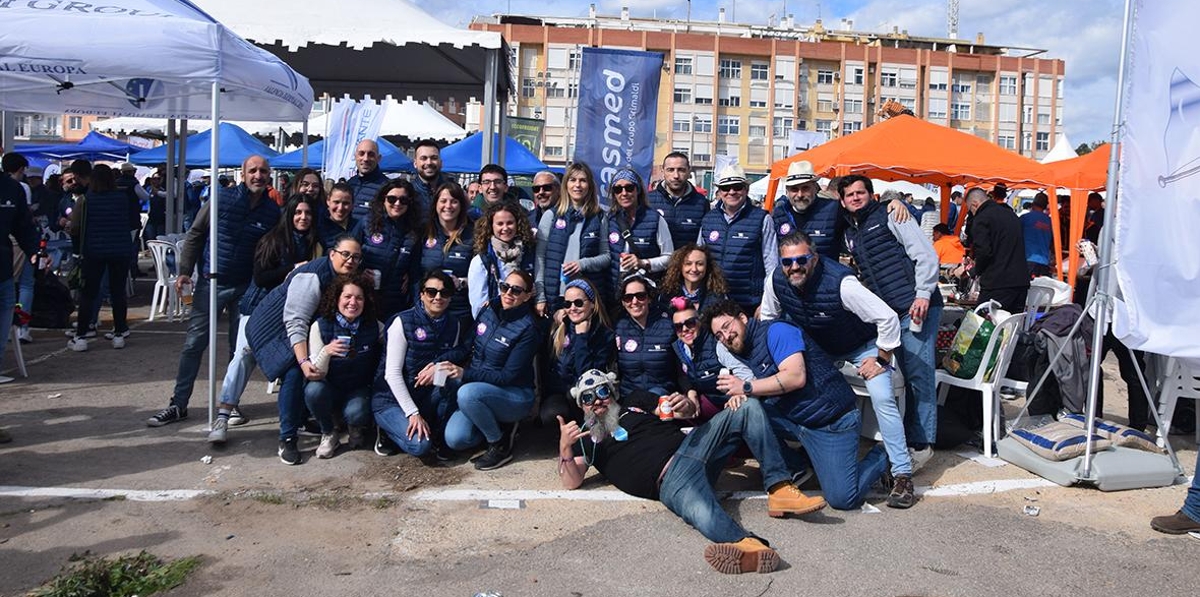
top-left (368, 179), bottom-right (422, 236)
top-left (255, 195), bottom-right (319, 272)
top-left (317, 272), bottom-right (378, 323)
top-left (291, 167), bottom-right (327, 203)
top-left (88, 164), bottom-right (116, 193)
top-left (425, 182), bottom-right (470, 255)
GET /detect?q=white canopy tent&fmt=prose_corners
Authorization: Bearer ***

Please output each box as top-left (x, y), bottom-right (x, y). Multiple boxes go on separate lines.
top-left (1040, 132), bottom-right (1079, 164)
top-left (1, 0), bottom-right (313, 430)
top-left (92, 117), bottom-right (295, 138)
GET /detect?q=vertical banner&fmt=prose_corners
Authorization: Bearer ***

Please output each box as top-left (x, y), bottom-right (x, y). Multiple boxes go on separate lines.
top-left (322, 99), bottom-right (388, 181)
top-left (1112, 0), bottom-right (1200, 359)
top-left (508, 116), bottom-right (546, 157)
top-left (573, 47), bottom-right (663, 197)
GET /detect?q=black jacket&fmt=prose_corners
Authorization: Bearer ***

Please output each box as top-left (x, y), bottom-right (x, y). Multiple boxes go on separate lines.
top-left (970, 200), bottom-right (1028, 291)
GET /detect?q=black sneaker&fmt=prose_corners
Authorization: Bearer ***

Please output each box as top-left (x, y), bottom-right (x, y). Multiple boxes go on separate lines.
top-left (374, 429), bottom-right (399, 456)
top-left (887, 474), bottom-right (916, 509)
top-left (278, 438), bottom-right (301, 465)
top-left (433, 442), bottom-right (454, 462)
top-left (473, 443), bottom-right (513, 471)
top-left (146, 404), bottom-right (187, 427)
top-left (298, 419), bottom-right (322, 437)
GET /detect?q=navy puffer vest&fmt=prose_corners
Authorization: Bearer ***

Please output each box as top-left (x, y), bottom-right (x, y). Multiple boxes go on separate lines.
top-left (673, 329), bottom-right (724, 401)
top-left (647, 182), bottom-right (708, 249)
top-left (843, 200), bottom-right (916, 314)
top-left (419, 225), bottom-right (475, 321)
top-left (607, 205), bottom-right (663, 291)
top-left (81, 190), bottom-right (132, 259)
top-left (771, 197), bottom-right (842, 259)
top-left (544, 208), bottom-right (607, 302)
top-left (316, 316), bottom-right (379, 389)
top-left (613, 310), bottom-right (678, 398)
top-left (549, 322), bottom-right (615, 396)
top-left (771, 258), bottom-right (875, 356)
top-left (347, 168), bottom-right (389, 221)
top-left (700, 202), bottom-right (768, 306)
top-left (478, 244), bottom-right (536, 306)
top-left (362, 216), bottom-right (421, 318)
top-left (203, 184), bottom-right (279, 287)
top-left (247, 258), bottom-right (336, 379)
top-left (469, 302), bottom-right (539, 388)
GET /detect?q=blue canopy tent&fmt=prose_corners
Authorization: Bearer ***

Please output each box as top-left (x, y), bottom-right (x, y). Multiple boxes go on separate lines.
top-left (15, 131), bottom-right (144, 162)
top-left (271, 138), bottom-right (414, 173)
top-left (440, 132), bottom-right (548, 175)
top-left (130, 122), bottom-right (279, 168)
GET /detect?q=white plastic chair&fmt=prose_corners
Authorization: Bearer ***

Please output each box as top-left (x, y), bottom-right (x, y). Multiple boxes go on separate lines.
top-left (1156, 358), bottom-right (1200, 447)
top-left (146, 240), bottom-right (180, 321)
top-left (841, 361), bottom-right (906, 441)
top-left (936, 312), bottom-right (1025, 458)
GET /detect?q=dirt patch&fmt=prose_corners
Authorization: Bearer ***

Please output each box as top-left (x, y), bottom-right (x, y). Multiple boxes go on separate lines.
top-left (358, 455), bottom-right (470, 492)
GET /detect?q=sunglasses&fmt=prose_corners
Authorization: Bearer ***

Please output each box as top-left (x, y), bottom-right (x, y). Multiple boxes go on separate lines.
top-left (564, 298), bottom-right (590, 309)
top-left (532, 183), bottom-right (556, 194)
top-left (779, 255), bottom-right (813, 269)
top-left (578, 384), bottom-right (612, 406)
top-left (498, 281), bottom-right (528, 295)
top-left (718, 184), bottom-right (747, 193)
top-left (385, 194), bottom-right (412, 206)
top-left (331, 249), bottom-right (363, 263)
top-left (621, 291), bottom-right (649, 303)
top-left (422, 286), bottom-right (452, 299)
top-left (611, 183), bottom-right (638, 194)
top-left (673, 316), bottom-right (699, 332)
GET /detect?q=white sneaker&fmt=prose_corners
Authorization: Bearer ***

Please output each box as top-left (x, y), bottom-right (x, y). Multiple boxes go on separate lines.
top-left (316, 433), bottom-right (339, 459)
top-left (909, 446), bottom-right (934, 474)
top-left (0, 375), bottom-right (14, 384)
top-left (207, 418), bottom-right (228, 443)
top-left (67, 337), bottom-right (88, 352)
top-left (17, 327), bottom-right (32, 344)
top-left (104, 329), bottom-right (132, 341)
top-left (112, 336), bottom-right (126, 349)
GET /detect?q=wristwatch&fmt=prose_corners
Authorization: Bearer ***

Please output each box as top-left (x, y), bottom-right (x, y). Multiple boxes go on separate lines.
top-left (742, 380), bottom-right (753, 395)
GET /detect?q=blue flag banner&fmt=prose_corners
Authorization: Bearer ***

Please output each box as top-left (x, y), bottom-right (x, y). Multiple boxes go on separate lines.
top-left (573, 47), bottom-right (664, 198)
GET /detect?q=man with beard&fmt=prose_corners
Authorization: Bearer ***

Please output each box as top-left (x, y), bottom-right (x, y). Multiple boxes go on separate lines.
top-left (647, 152), bottom-right (708, 248)
top-left (706, 299), bottom-right (890, 512)
top-left (347, 139), bottom-right (388, 221)
top-left (557, 369), bottom-right (826, 574)
top-left (527, 170), bottom-right (558, 229)
top-left (147, 155), bottom-right (280, 427)
top-left (770, 161), bottom-right (842, 259)
top-left (411, 139), bottom-right (455, 216)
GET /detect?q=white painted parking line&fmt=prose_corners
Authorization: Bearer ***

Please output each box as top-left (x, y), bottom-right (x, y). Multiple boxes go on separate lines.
top-left (0, 485), bottom-right (212, 502)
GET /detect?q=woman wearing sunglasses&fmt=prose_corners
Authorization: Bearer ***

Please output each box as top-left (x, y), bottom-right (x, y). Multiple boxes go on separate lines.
top-left (246, 235), bottom-right (365, 465)
top-left (372, 271), bottom-right (471, 460)
top-left (540, 278), bottom-right (614, 427)
top-left (467, 202), bottom-right (538, 319)
top-left (613, 274), bottom-right (679, 399)
top-left (361, 180), bottom-right (423, 319)
top-left (419, 183), bottom-right (475, 322)
top-left (535, 162), bottom-right (610, 316)
top-left (439, 270), bottom-right (541, 470)
top-left (668, 297), bottom-right (738, 420)
top-left (606, 168), bottom-right (674, 294)
top-left (661, 244), bottom-right (730, 315)
top-left (304, 273), bottom-right (383, 459)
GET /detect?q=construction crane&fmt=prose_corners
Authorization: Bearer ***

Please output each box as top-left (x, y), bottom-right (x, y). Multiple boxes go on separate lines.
top-left (947, 0), bottom-right (959, 39)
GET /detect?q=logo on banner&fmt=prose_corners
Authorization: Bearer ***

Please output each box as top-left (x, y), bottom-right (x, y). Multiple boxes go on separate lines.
top-left (123, 78), bottom-right (164, 110)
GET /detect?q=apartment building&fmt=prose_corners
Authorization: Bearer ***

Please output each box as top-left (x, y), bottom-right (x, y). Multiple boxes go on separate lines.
top-left (8, 113), bottom-right (98, 144)
top-left (470, 8), bottom-right (1066, 181)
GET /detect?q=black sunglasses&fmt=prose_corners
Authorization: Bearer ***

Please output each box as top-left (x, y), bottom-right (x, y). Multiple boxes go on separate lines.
top-left (385, 194), bottom-right (412, 206)
top-left (499, 281), bottom-right (528, 295)
top-left (532, 183), bottom-right (557, 194)
top-left (718, 184), bottom-right (747, 192)
top-left (578, 384), bottom-right (612, 406)
top-left (564, 298), bottom-right (590, 309)
top-left (673, 316), bottom-right (699, 332)
top-left (780, 255), bottom-right (813, 269)
top-left (621, 291), bottom-right (649, 303)
top-left (422, 286), bottom-right (452, 298)
top-left (611, 183), bottom-right (638, 194)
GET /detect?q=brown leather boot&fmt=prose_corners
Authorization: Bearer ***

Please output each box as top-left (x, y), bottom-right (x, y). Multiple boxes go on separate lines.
top-left (703, 537), bottom-right (779, 574)
top-left (766, 482), bottom-right (827, 517)
top-left (1150, 510), bottom-right (1200, 535)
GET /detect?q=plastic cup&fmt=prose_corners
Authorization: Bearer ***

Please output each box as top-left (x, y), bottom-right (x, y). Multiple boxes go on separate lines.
top-left (909, 318), bottom-right (924, 333)
top-left (433, 365), bottom-right (449, 387)
top-left (336, 335), bottom-right (352, 356)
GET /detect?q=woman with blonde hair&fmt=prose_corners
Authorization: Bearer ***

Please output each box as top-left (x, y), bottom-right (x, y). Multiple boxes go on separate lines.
top-left (539, 278), bottom-right (614, 426)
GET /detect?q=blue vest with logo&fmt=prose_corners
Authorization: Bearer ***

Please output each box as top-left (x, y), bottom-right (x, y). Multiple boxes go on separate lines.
top-left (412, 172), bottom-right (455, 218)
top-left (843, 200), bottom-right (917, 314)
top-left (469, 302), bottom-right (538, 388)
top-left (419, 225), bottom-right (475, 322)
top-left (700, 203), bottom-right (768, 306)
top-left (316, 316), bottom-right (379, 389)
top-left (247, 258), bottom-right (336, 379)
top-left (544, 208), bottom-right (607, 302)
top-left (607, 205), bottom-right (663, 291)
top-left (672, 330), bottom-right (724, 401)
top-left (81, 190), bottom-right (132, 259)
top-left (372, 307), bottom-right (470, 398)
top-left (734, 319), bottom-right (855, 429)
top-left (317, 214), bottom-right (361, 251)
top-left (362, 216), bottom-right (421, 318)
top-left (614, 310), bottom-right (678, 398)
top-left (549, 323), bottom-right (615, 396)
top-left (770, 197), bottom-right (842, 259)
top-left (347, 168), bottom-right (389, 221)
top-left (771, 258), bottom-right (876, 356)
top-left (478, 244), bottom-right (536, 307)
top-left (202, 184), bottom-right (280, 288)
top-left (647, 183), bottom-right (708, 249)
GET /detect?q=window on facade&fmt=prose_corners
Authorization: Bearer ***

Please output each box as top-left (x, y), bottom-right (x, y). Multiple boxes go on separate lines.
top-left (817, 69), bottom-right (836, 85)
top-left (999, 103), bottom-right (1017, 123)
top-left (694, 84), bottom-right (713, 105)
top-left (546, 86), bottom-right (565, 98)
top-left (748, 125), bottom-right (767, 138)
top-left (1036, 132), bottom-right (1050, 151)
top-left (844, 99), bottom-right (863, 114)
top-left (951, 101), bottom-right (971, 121)
top-left (1023, 105), bottom-right (1033, 124)
top-left (749, 88), bottom-right (768, 108)
top-left (998, 135), bottom-right (1015, 149)
top-left (717, 116), bottom-right (740, 135)
top-left (718, 94), bottom-right (741, 107)
top-left (999, 75), bottom-right (1018, 95)
top-left (880, 69), bottom-right (898, 87)
top-left (774, 86), bottom-right (794, 110)
top-left (68, 116), bottom-right (83, 130)
top-left (522, 79), bottom-right (535, 98)
top-left (951, 82), bottom-right (972, 94)
top-left (674, 86), bottom-right (692, 104)
top-left (750, 62), bottom-right (769, 81)
top-left (899, 97), bottom-right (916, 111)
top-left (694, 116), bottom-right (713, 133)
top-left (899, 68), bottom-right (918, 89)
top-left (1022, 132), bottom-right (1032, 151)
top-left (815, 119), bottom-right (833, 135)
top-left (1037, 108), bottom-right (1051, 125)
top-left (852, 67), bottom-right (864, 85)
top-left (843, 120), bottom-right (862, 135)
top-left (929, 70), bottom-right (948, 91)
top-left (568, 83), bottom-right (578, 98)
top-left (816, 93), bottom-right (835, 112)
top-left (693, 153), bottom-right (712, 163)
top-left (547, 47), bottom-right (568, 70)
top-left (675, 56), bottom-right (693, 75)
top-left (928, 98), bottom-right (948, 119)
top-left (568, 50), bottom-right (581, 70)
top-left (773, 116), bottom-right (794, 138)
top-left (545, 146), bottom-right (564, 157)
top-left (673, 117), bottom-right (691, 133)
top-left (775, 57), bottom-right (795, 81)
top-left (719, 59), bottom-right (742, 79)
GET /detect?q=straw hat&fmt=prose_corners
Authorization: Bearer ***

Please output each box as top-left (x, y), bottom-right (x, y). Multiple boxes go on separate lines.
top-left (715, 164), bottom-right (747, 187)
top-left (118, 162), bottom-right (137, 173)
top-left (784, 160), bottom-right (818, 185)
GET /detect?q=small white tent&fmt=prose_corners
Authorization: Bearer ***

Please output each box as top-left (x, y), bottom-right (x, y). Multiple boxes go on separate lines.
top-left (1040, 132), bottom-right (1078, 164)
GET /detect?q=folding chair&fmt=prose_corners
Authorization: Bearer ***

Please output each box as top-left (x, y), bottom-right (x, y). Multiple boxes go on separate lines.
top-left (936, 312), bottom-right (1025, 458)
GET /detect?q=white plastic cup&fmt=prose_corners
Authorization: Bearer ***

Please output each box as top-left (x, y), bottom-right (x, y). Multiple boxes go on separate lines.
top-left (909, 318), bottom-right (924, 333)
top-left (719, 368), bottom-right (731, 377)
top-left (433, 364), bottom-right (449, 387)
top-left (336, 335), bottom-right (352, 356)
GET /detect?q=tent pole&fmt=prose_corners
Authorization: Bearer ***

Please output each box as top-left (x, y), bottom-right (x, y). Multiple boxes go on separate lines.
top-left (207, 82), bottom-right (221, 433)
top-left (165, 121), bottom-right (176, 233)
top-left (498, 96), bottom-right (509, 169)
top-left (481, 48), bottom-right (498, 167)
top-left (178, 118), bottom-right (188, 224)
top-left (1081, 0), bottom-right (1134, 479)
top-left (301, 118), bottom-right (309, 168)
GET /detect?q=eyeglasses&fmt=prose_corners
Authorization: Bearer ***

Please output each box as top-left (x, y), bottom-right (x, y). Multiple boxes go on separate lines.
top-left (621, 291), bottom-right (649, 303)
top-left (578, 384), bottom-right (612, 406)
top-left (385, 194), bottom-right (412, 206)
top-left (673, 316), bottom-right (699, 333)
top-left (481, 178), bottom-right (506, 187)
top-left (532, 183), bottom-right (557, 194)
top-left (714, 318), bottom-right (737, 343)
top-left (611, 183), bottom-right (638, 195)
top-left (564, 298), bottom-right (590, 309)
top-left (422, 286), bottom-right (452, 299)
top-left (498, 281), bottom-right (528, 295)
top-left (779, 254), bottom-right (813, 269)
top-left (718, 184), bottom-right (747, 193)
top-left (331, 249), bottom-right (363, 263)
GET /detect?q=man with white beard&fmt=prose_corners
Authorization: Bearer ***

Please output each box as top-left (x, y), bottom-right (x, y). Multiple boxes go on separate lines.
top-left (556, 369), bottom-right (826, 575)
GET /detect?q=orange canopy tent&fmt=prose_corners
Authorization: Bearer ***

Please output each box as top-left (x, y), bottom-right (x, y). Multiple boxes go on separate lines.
top-left (1039, 143), bottom-right (1113, 288)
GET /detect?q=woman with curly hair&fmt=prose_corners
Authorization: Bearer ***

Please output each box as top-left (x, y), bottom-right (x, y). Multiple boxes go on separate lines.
top-left (660, 244), bottom-right (729, 314)
top-left (362, 179), bottom-right (423, 318)
top-left (466, 201), bottom-right (537, 319)
top-left (420, 182), bottom-right (475, 322)
top-left (305, 272), bottom-right (384, 459)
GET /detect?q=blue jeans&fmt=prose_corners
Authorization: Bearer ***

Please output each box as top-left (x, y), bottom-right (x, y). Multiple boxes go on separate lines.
top-left (898, 301), bottom-right (943, 447)
top-left (304, 380), bottom-right (371, 434)
top-left (658, 399), bottom-right (793, 544)
top-left (765, 406), bottom-right (888, 510)
top-left (1183, 449), bottom-right (1200, 524)
top-left (218, 315), bottom-right (254, 407)
top-left (373, 385), bottom-right (454, 457)
top-left (837, 340), bottom-right (911, 476)
top-left (16, 261), bottom-right (33, 319)
top-left (0, 278), bottom-right (13, 366)
top-left (444, 382), bottom-right (534, 450)
top-left (277, 365), bottom-right (306, 441)
top-left (170, 279), bottom-right (245, 410)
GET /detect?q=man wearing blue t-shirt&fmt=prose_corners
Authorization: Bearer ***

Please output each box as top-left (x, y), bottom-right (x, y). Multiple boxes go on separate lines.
top-left (1020, 192), bottom-right (1054, 278)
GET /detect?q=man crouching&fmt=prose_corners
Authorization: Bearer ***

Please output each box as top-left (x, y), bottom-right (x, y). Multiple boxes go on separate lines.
top-left (556, 369), bottom-right (826, 574)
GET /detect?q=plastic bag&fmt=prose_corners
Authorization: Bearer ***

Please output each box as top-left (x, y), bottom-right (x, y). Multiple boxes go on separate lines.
top-left (942, 301), bottom-right (1008, 380)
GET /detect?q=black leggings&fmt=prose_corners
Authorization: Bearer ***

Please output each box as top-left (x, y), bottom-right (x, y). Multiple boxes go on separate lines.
top-left (77, 256), bottom-right (131, 338)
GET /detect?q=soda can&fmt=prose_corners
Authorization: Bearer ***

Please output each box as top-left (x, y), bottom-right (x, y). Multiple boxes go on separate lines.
top-left (656, 396), bottom-right (674, 421)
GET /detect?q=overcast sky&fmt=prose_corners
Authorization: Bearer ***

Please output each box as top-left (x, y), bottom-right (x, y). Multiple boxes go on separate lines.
top-left (416, 0), bottom-right (1125, 147)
